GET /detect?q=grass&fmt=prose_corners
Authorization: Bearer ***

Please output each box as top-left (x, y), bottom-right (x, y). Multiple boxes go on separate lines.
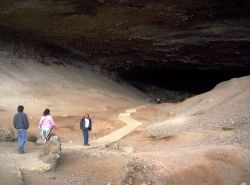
top-left (222, 127), bottom-right (234, 131)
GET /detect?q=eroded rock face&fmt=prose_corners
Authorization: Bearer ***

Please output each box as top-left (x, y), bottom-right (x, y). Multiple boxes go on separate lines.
top-left (0, 0), bottom-right (249, 72)
top-left (39, 136), bottom-right (61, 171)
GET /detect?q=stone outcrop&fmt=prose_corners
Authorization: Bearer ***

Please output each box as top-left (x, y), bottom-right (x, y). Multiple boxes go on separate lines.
top-left (27, 133), bottom-right (38, 143)
top-left (39, 136), bottom-right (61, 171)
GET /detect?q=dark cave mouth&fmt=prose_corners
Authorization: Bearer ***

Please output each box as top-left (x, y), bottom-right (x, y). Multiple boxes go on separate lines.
top-left (119, 69), bottom-right (250, 103)
top-left (1, 38), bottom-right (249, 103)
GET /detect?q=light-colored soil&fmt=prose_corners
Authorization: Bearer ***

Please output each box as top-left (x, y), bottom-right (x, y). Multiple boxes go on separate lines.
top-left (0, 142), bottom-right (50, 185)
top-left (0, 48), bottom-right (146, 185)
top-left (0, 106), bottom-right (142, 185)
top-left (60, 107), bottom-right (142, 149)
top-left (0, 49), bottom-right (146, 140)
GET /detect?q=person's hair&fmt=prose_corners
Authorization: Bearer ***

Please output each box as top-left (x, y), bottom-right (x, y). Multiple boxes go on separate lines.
top-left (17, 105), bottom-right (24, 112)
top-left (43, 108), bottom-right (50, 116)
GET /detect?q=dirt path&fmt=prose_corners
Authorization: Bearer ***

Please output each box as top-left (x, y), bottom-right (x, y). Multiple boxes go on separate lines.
top-left (62, 107), bottom-right (143, 150)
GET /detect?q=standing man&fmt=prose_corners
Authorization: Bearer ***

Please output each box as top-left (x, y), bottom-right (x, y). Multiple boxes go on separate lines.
top-left (80, 114), bottom-right (92, 146)
top-left (13, 105), bottom-right (29, 154)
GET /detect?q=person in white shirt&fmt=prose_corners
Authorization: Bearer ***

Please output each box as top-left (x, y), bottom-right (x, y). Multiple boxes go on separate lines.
top-left (80, 114), bottom-right (92, 146)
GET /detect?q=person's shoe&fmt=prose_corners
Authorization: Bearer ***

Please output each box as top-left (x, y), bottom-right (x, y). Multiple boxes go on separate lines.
top-left (84, 144), bottom-right (90, 146)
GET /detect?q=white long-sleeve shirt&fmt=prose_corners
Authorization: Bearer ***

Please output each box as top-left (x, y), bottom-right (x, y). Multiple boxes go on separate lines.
top-left (85, 118), bottom-right (90, 128)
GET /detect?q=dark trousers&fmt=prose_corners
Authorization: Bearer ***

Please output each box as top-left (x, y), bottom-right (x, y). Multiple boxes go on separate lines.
top-left (83, 128), bottom-right (89, 145)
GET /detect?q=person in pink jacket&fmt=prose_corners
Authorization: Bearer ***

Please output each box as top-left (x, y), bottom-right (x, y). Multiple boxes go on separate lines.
top-left (39, 108), bottom-right (56, 141)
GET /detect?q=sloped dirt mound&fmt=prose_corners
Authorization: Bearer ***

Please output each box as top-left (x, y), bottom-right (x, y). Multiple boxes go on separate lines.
top-left (39, 136), bottom-right (61, 171)
top-left (147, 76), bottom-right (250, 143)
top-left (0, 127), bottom-right (15, 142)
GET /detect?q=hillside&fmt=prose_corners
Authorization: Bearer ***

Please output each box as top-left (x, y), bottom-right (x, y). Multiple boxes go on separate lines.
top-left (124, 75), bottom-right (250, 184)
top-left (0, 45), bottom-right (145, 140)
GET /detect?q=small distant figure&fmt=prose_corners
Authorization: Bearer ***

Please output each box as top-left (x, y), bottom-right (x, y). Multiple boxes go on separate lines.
top-left (80, 114), bottom-right (92, 146)
top-left (13, 105), bottom-right (29, 154)
top-left (156, 98), bottom-right (161, 104)
top-left (39, 108), bottom-right (56, 143)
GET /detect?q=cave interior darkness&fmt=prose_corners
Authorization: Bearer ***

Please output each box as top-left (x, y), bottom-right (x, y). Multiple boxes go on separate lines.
top-left (119, 68), bottom-right (250, 102)
top-left (1, 39), bottom-right (250, 103)
top-left (50, 46), bottom-right (250, 103)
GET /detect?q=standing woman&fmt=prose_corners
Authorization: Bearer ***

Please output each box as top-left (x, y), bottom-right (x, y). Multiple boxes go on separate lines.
top-left (80, 114), bottom-right (92, 146)
top-left (39, 108), bottom-right (56, 142)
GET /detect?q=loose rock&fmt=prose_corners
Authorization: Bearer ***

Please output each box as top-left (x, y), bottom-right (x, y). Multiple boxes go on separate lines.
top-left (27, 133), bottom-right (38, 143)
top-left (39, 136), bottom-right (61, 171)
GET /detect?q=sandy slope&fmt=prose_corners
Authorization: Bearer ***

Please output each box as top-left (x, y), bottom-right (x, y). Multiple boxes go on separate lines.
top-left (143, 76), bottom-right (250, 148)
top-left (123, 75), bottom-right (250, 185)
top-left (0, 48), bottom-right (146, 139)
top-left (0, 59), bottom-right (145, 117)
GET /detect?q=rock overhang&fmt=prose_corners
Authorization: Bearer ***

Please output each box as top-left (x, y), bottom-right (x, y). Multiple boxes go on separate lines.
top-left (0, 0), bottom-right (249, 72)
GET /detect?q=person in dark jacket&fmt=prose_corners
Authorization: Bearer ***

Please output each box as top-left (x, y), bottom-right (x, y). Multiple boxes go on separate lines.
top-left (13, 105), bottom-right (29, 154)
top-left (80, 114), bottom-right (92, 146)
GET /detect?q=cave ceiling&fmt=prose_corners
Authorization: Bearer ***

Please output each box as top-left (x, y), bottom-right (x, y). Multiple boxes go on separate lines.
top-left (0, 0), bottom-right (250, 72)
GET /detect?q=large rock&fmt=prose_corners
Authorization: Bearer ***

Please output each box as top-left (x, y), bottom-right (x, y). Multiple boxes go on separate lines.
top-left (0, 127), bottom-right (15, 142)
top-left (39, 136), bottom-right (61, 171)
top-left (27, 133), bottom-right (38, 143)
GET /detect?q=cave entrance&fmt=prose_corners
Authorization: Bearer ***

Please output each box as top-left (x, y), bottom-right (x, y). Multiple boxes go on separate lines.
top-left (119, 69), bottom-right (250, 103)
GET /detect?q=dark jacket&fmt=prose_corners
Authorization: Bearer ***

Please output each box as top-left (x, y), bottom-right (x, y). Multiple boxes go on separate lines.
top-left (13, 112), bottom-right (29, 129)
top-left (80, 117), bottom-right (92, 131)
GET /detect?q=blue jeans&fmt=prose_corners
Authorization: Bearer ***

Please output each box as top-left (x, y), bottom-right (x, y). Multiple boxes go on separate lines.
top-left (83, 128), bottom-right (89, 145)
top-left (17, 129), bottom-right (27, 152)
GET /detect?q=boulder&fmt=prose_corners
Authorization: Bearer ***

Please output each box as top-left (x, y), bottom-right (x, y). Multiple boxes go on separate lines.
top-left (27, 133), bottom-right (38, 143)
top-left (39, 136), bottom-right (61, 171)
top-left (0, 127), bottom-right (15, 142)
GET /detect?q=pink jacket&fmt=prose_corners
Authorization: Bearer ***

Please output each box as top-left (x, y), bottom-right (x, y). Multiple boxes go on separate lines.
top-left (39, 115), bottom-right (56, 129)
